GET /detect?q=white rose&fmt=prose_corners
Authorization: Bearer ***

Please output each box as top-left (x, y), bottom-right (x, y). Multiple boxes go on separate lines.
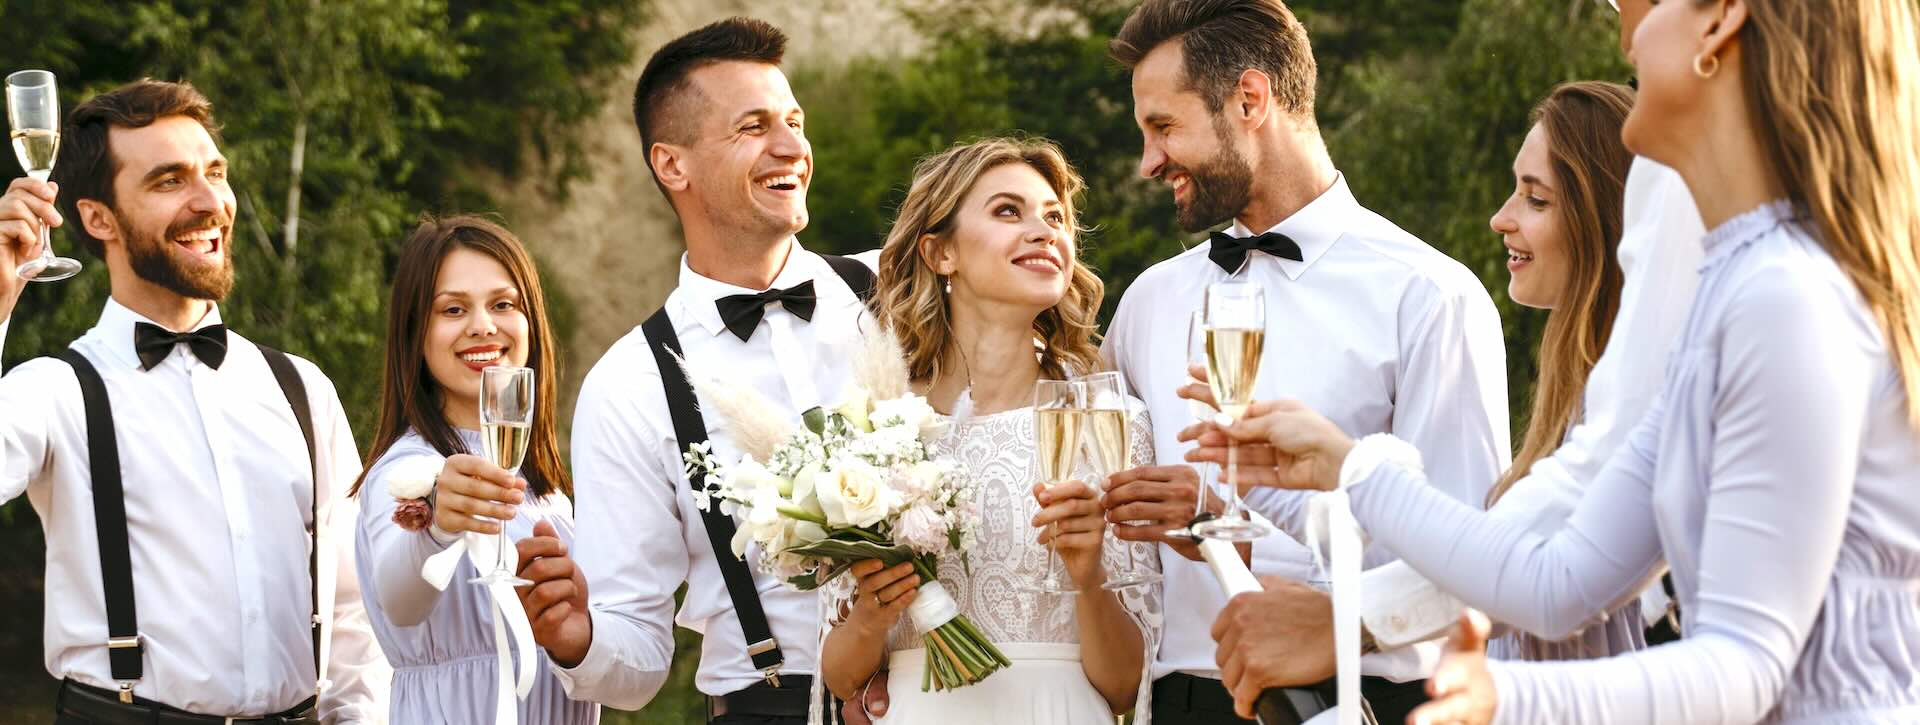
top-left (790, 463), bottom-right (828, 519)
top-left (872, 395), bottom-right (943, 440)
top-left (816, 460), bottom-right (901, 528)
top-left (387, 456), bottom-right (443, 499)
top-left (893, 504), bottom-right (949, 554)
top-left (792, 520), bottom-right (828, 546)
top-left (726, 459), bottom-right (783, 497)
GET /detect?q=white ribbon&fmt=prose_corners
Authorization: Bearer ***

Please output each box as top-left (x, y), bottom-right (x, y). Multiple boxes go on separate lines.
top-left (1306, 492), bottom-right (1363, 725)
top-left (422, 533), bottom-right (538, 725)
top-left (906, 580), bottom-right (961, 634)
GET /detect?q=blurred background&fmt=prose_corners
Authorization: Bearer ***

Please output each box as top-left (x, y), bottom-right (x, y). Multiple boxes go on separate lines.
top-left (0, 0), bottom-right (1625, 720)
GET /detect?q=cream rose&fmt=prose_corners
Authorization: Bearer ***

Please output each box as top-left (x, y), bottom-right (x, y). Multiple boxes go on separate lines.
top-left (387, 456), bottom-right (443, 499)
top-left (816, 460), bottom-right (900, 528)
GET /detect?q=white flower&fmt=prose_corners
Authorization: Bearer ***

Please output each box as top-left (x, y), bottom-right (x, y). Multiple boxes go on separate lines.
top-left (790, 463), bottom-right (828, 519)
top-left (890, 460), bottom-right (945, 502)
top-left (816, 459), bottom-right (901, 528)
top-left (894, 504), bottom-right (949, 554)
top-left (726, 458), bottom-right (785, 498)
top-left (387, 456), bottom-right (443, 500)
top-left (871, 395), bottom-right (943, 440)
top-left (792, 520), bottom-right (828, 546)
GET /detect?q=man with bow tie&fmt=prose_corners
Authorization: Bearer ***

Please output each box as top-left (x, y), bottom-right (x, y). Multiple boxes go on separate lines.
top-left (1094, 1), bottom-right (1510, 723)
top-left (511, 17), bottom-right (882, 725)
top-left (0, 80), bottom-right (387, 722)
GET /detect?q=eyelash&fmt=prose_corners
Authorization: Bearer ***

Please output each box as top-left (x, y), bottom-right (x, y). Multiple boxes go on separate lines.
top-left (1525, 195), bottom-right (1550, 210)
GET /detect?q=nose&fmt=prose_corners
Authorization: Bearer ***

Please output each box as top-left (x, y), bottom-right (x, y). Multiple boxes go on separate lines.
top-left (466, 306), bottom-right (499, 338)
top-left (1138, 137), bottom-right (1166, 180)
top-left (186, 172), bottom-right (222, 215)
top-left (768, 120), bottom-right (807, 161)
top-left (1490, 197), bottom-right (1520, 236)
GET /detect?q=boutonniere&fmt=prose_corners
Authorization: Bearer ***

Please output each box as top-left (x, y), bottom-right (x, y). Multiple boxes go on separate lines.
top-left (388, 457), bottom-right (442, 532)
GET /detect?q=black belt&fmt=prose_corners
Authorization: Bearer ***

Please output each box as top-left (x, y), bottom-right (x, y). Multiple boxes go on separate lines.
top-left (707, 675), bottom-right (818, 720)
top-left (57, 680), bottom-right (318, 725)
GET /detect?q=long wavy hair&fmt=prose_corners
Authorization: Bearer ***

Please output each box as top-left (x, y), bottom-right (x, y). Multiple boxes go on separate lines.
top-left (874, 137), bottom-right (1105, 384)
top-left (350, 215), bottom-right (570, 499)
top-left (1705, 0), bottom-right (1920, 429)
top-left (1490, 82), bottom-right (1635, 505)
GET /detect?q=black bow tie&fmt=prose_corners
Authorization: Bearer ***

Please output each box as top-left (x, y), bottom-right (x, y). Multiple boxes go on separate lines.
top-left (715, 280), bottom-right (818, 342)
top-left (1208, 230), bottom-right (1304, 273)
top-left (134, 322), bottom-right (228, 370)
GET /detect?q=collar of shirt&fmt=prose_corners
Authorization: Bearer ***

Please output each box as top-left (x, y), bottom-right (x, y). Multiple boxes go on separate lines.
top-left (1219, 173), bottom-right (1358, 281)
top-left (92, 296), bottom-right (226, 372)
top-left (666, 238), bottom-right (852, 339)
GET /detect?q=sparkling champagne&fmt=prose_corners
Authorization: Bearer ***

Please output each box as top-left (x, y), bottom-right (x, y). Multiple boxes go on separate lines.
top-left (1084, 407), bottom-right (1128, 475)
top-left (1205, 327), bottom-right (1266, 418)
top-left (1034, 407), bottom-right (1083, 484)
top-left (11, 128), bottom-right (56, 180)
top-left (481, 421), bottom-right (531, 472)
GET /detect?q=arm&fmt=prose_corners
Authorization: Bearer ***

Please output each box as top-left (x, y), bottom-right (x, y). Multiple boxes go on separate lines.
top-left (0, 176), bottom-right (58, 365)
top-left (544, 367), bottom-right (685, 709)
top-left (356, 451), bottom-right (459, 628)
top-left (820, 560), bottom-right (920, 700)
top-left (310, 372), bottom-right (390, 724)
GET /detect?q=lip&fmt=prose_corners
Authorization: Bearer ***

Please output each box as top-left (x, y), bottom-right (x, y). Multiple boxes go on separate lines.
top-left (1011, 250), bottom-right (1063, 274)
top-left (1504, 242), bottom-right (1535, 273)
top-left (456, 344), bottom-right (508, 372)
top-left (172, 225), bottom-right (227, 259)
top-left (753, 169), bottom-right (807, 197)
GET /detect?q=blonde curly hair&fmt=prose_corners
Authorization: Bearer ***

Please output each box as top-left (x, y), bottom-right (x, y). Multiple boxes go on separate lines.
top-left (873, 137), bottom-right (1106, 384)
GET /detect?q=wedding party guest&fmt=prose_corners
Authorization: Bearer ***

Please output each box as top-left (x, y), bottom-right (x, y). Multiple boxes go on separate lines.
top-left (819, 137), bottom-right (1160, 722)
top-left (1097, 0), bottom-right (1510, 721)
top-left (349, 215), bottom-right (596, 723)
top-left (0, 80), bottom-right (387, 723)
top-left (1195, 0), bottom-right (1920, 721)
top-left (513, 17), bottom-right (883, 724)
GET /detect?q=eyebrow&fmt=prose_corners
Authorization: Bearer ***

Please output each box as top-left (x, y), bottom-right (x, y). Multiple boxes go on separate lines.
top-left (1520, 174), bottom-right (1556, 193)
top-left (1142, 112), bottom-right (1174, 126)
top-left (139, 157), bottom-right (227, 185)
top-left (433, 286), bottom-right (518, 300)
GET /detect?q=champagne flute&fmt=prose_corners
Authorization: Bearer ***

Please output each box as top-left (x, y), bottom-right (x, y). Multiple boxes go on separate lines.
top-left (1029, 378), bottom-right (1083, 593)
top-left (1193, 281), bottom-right (1273, 541)
top-left (1165, 310), bottom-right (1216, 540)
top-left (7, 70), bottom-right (81, 282)
top-left (471, 365), bottom-right (534, 586)
top-left (1084, 371), bottom-right (1162, 591)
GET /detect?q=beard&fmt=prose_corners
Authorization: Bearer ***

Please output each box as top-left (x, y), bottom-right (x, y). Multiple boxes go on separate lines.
top-left (1167, 116), bottom-right (1255, 233)
top-left (119, 210), bottom-right (235, 301)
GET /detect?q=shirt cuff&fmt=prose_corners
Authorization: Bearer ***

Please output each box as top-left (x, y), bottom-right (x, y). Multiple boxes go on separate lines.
top-left (426, 522), bottom-right (460, 548)
top-left (549, 608), bottom-right (621, 692)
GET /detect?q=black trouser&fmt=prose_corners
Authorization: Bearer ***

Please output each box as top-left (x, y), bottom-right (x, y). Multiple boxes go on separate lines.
top-left (1151, 672), bottom-right (1422, 724)
top-left (55, 679), bottom-right (319, 725)
top-left (708, 676), bottom-right (829, 725)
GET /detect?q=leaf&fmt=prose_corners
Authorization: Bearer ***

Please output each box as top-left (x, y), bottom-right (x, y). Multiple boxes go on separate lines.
top-left (783, 539), bottom-right (916, 567)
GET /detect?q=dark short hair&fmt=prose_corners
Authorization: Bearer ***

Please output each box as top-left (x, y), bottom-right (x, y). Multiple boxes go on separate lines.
top-left (631, 17), bottom-right (787, 196)
top-left (50, 79), bottom-right (220, 258)
top-left (1110, 0), bottom-right (1317, 119)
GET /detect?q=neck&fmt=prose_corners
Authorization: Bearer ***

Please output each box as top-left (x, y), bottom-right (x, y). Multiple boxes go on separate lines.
top-left (1236, 124), bottom-right (1338, 233)
top-left (442, 393), bottom-right (480, 430)
top-left (1669, 85), bottom-right (1787, 230)
top-left (925, 293), bottom-right (1042, 415)
top-left (109, 270), bottom-right (212, 332)
top-left (683, 219), bottom-right (795, 290)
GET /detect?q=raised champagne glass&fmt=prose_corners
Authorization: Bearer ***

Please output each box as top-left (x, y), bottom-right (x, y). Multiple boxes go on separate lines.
top-left (1029, 378), bottom-right (1083, 593)
top-left (1194, 281), bottom-right (1272, 541)
top-left (7, 70), bottom-right (81, 282)
top-left (1084, 371), bottom-right (1161, 590)
top-left (1165, 310), bottom-right (1217, 540)
top-left (472, 365), bottom-right (534, 586)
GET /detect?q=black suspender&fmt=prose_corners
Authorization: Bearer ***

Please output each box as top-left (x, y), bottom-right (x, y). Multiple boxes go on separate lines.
top-left (639, 254), bottom-right (873, 687)
top-left (59, 343), bottom-right (320, 702)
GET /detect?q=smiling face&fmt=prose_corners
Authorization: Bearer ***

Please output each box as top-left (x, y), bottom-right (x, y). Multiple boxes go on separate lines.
top-left (932, 162), bottom-right (1076, 314)
top-left (423, 247), bottom-right (531, 427)
top-left (671, 60), bottom-right (812, 240)
top-left (1131, 42), bottom-right (1255, 233)
top-left (1490, 124), bottom-right (1572, 309)
top-left (91, 115), bottom-right (236, 300)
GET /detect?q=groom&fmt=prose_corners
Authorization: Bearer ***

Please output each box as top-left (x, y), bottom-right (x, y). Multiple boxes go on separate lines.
top-left (1096, 1), bottom-right (1510, 723)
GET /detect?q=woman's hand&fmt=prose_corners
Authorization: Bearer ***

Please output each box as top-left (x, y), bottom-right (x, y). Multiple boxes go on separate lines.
top-left (1410, 609), bottom-right (1497, 725)
top-left (1033, 480), bottom-right (1107, 591)
top-left (1178, 399), bottom-right (1355, 493)
top-left (432, 454), bottom-right (526, 535)
top-left (844, 559), bottom-right (920, 636)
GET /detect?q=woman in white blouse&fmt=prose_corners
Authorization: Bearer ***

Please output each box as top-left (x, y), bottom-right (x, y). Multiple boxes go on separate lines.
top-left (351, 215), bottom-right (597, 724)
top-left (1191, 0), bottom-right (1920, 723)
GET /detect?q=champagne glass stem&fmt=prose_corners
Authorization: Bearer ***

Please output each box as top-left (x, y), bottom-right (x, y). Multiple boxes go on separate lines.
top-left (1224, 436), bottom-right (1242, 521)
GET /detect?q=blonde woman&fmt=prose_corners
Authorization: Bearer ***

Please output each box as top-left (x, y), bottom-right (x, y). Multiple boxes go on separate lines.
top-left (817, 137), bottom-right (1161, 723)
top-left (1193, 0), bottom-right (1920, 722)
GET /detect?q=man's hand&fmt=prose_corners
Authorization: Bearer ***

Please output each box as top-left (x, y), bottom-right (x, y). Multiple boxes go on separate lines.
top-left (840, 669), bottom-right (891, 725)
top-left (1211, 576), bottom-right (1337, 720)
top-left (1104, 464), bottom-right (1234, 562)
top-left (1179, 399), bottom-right (1353, 493)
top-left (1410, 609), bottom-right (1496, 725)
top-left (515, 520), bottom-right (593, 668)
top-left (433, 454), bottom-right (526, 535)
top-left (0, 177), bottom-right (61, 321)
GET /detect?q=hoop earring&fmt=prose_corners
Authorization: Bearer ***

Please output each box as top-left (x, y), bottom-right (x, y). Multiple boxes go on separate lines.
top-left (1693, 52), bottom-right (1720, 79)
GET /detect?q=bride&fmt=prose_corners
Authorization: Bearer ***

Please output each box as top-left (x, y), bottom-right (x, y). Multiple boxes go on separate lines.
top-left (818, 137), bottom-right (1161, 723)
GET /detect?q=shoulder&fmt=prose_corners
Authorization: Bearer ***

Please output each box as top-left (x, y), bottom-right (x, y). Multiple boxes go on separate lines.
top-left (1724, 226), bottom-right (1876, 339)
top-left (574, 325), bottom-right (672, 434)
top-left (1334, 217), bottom-right (1496, 326)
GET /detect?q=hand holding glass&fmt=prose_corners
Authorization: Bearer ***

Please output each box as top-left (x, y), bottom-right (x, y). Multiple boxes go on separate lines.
top-left (1082, 372), bottom-right (1162, 590)
top-left (1030, 379), bottom-right (1082, 593)
top-left (472, 365), bottom-right (534, 586)
top-left (1194, 281), bottom-right (1272, 541)
top-left (7, 70), bottom-right (81, 282)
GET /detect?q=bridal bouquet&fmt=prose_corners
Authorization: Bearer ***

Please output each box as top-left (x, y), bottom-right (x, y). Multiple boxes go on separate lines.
top-left (681, 331), bottom-right (1012, 691)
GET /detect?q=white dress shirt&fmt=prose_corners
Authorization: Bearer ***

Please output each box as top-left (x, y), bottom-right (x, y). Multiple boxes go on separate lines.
top-left (1360, 158), bottom-right (1707, 655)
top-left (0, 298), bottom-right (388, 721)
top-left (1102, 174), bottom-right (1511, 682)
top-left (555, 243), bottom-right (877, 708)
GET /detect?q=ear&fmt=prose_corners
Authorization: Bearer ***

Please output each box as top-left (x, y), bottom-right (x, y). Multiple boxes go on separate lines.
top-left (1699, 0), bottom-right (1748, 65)
top-left (1235, 68), bottom-right (1273, 129)
top-left (650, 142), bottom-right (691, 193)
top-left (918, 232), bottom-right (956, 276)
top-left (75, 198), bottom-right (120, 246)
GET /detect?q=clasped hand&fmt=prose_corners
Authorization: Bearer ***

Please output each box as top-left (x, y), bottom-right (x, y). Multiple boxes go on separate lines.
top-left (1032, 480), bottom-right (1107, 591)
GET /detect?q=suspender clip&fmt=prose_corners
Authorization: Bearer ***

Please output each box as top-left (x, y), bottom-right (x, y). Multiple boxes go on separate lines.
top-left (106, 634), bottom-right (141, 649)
top-left (749, 637), bottom-right (782, 687)
top-left (117, 682), bottom-right (134, 704)
top-left (760, 667), bottom-right (783, 688)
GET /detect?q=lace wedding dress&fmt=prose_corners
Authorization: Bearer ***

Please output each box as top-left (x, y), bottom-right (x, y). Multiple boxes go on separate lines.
top-left (827, 403), bottom-right (1163, 723)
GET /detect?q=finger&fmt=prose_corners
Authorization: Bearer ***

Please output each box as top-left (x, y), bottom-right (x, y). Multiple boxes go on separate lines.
top-left (1454, 609), bottom-right (1491, 651)
top-left (6, 177), bottom-right (57, 203)
top-left (435, 506), bottom-right (502, 535)
top-left (445, 454), bottom-right (524, 487)
top-left (1187, 362), bottom-right (1210, 383)
top-left (875, 573), bottom-right (921, 604)
top-left (1104, 501), bottom-right (1182, 526)
top-left (1033, 497), bottom-right (1102, 528)
top-left (0, 219), bottom-right (41, 256)
top-left (1212, 596), bottom-right (1241, 643)
top-left (515, 535), bottom-right (568, 567)
top-left (441, 470), bottom-right (526, 507)
top-left (1036, 480), bottom-right (1096, 504)
top-left (441, 489), bottom-right (520, 522)
top-left (518, 556), bottom-right (577, 586)
top-left (860, 562), bottom-right (918, 592)
top-left (868, 669), bottom-right (891, 714)
top-left (1411, 693), bottom-right (1472, 725)
top-left (531, 520), bottom-right (558, 539)
top-left (533, 601), bottom-right (575, 631)
top-left (0, 190), bottom-right (61, 228)
top-left (848, 559), bottom-right (888, 578)
top-left (524, 579), bottom-right (578, 613)
top-left (1103, 465), bottom-right (1188, 488)
top-left (881, 586), bottom-right (918, 614)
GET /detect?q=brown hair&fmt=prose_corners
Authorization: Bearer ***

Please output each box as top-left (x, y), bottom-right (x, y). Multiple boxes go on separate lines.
top-left (874, 137), bottom-right (1105, 383)
top-left (1700, 0), bottom-right (1920, 429)
top-left (1489, 81), bottom-right (1635, 505)
top-left (1109, 0), bottom-right (1317, 119)
top-left (350, 215), bottom-right (570, 499)
top-left (631, 17), bottom-right (787, 196)
top-left (50, 79), bottom-right (219, 258)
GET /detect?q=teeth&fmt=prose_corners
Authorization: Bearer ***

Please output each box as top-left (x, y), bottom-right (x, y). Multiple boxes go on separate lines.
top-left (1017, 257), bottom-right (1058, 270)
top-left (460, 350), bottom-right (503, 363)
top-left (761, 175), bottom-right (800, 189)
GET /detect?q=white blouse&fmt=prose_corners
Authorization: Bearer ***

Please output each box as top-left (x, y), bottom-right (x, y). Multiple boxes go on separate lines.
top-left (1348, 202), bottom-right (1920, 723)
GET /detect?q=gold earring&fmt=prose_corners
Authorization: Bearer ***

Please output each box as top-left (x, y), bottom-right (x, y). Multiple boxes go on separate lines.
top-left (1693, 53), bottom-right (1720, 79)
